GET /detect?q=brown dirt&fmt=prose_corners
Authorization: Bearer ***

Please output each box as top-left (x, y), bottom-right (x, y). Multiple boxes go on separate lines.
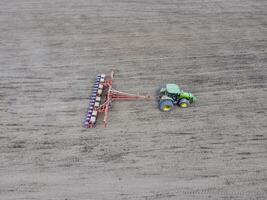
top-left (1, 0), bottom-right (267, 199)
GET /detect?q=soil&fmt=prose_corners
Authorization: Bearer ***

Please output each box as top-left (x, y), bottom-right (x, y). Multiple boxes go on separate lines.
top-left (1, 0), bottom-right (267, 199)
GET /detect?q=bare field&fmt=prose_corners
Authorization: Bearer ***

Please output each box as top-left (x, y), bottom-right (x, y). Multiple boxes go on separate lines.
top-left (1, 0), bottom-right (267, 199)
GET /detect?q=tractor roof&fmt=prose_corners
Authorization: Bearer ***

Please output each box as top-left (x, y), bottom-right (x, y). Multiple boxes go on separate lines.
top-left (166, 84), bottom-right (181, 94)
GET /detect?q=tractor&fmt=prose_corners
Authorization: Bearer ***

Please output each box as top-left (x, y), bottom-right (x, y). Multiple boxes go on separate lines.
top-left (158, 84), bottom-right (196, 112)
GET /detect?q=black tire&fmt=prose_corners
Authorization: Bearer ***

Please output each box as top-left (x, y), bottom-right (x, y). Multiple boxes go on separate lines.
top-left (159, 100), bottom-right (174, 112)
top-left (178, 98), bottom-right (190, 108)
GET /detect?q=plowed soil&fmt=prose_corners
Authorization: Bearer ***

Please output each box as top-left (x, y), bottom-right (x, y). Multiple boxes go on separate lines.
top-left (1, 0), bottom-right (267, 199)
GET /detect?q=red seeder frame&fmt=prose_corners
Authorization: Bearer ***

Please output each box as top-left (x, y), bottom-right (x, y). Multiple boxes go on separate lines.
top-left (85, 70), bottom-right (153, 128)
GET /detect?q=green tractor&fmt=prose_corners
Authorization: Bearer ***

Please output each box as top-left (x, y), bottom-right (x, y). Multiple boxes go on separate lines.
top-left (159, 84), bottom-right (197, 112)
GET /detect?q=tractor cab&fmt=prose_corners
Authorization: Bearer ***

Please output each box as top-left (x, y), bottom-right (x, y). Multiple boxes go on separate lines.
top-left (166, 84), bottom-right (181, 101)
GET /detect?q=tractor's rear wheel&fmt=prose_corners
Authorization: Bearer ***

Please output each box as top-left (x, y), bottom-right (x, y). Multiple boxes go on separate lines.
top-left (178, 98), bottom-right (190, 108)
top-left (159, 100), bottom-right (174, 112)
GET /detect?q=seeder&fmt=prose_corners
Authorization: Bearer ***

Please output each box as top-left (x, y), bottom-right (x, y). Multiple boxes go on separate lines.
top-left (84, 71), bottom-right (153, 128)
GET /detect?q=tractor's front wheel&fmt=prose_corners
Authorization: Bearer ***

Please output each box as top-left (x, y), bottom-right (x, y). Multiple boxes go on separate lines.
top-left (159, 100), bottom-right (174, 112)
top-left (178, 98), bottom-right (190, 108)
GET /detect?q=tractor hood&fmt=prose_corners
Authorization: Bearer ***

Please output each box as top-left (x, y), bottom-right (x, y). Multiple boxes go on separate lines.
top-left (166, 84), bottom-right (181, 94)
